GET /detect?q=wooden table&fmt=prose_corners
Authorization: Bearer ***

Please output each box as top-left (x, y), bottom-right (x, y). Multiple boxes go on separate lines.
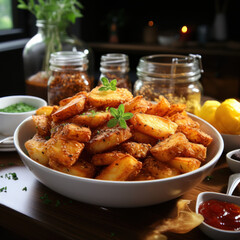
top-left (0, 150), bottom-right (238, 240)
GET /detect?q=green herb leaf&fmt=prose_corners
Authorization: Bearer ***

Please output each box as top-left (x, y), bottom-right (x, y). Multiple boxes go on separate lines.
top-left (98, 77), bottom-right (117, 91)
top-left (107, 118), bottom-right (119, 128)
top-left (107, 104), bottom-right (133, 129)
top-left (17, 0), bottom-right (84, 25)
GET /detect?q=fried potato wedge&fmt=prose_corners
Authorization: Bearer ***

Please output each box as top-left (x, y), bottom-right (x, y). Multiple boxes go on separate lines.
top-left (124, 95), bottom-right (149, 114)
top-left (170, 112), bottom-right (200, 128)
top-left (25, 134), bottom-right (48, 166)
top-left (184, 142), bottom-right (207, 162)
top-left (70, 111), bottom-right (111, 128)
top-left (150, 132), bottom-right (189, 162)
top-left (165, 103), bottom-right (186, 117)
top-left (49, 159), bottom-right (96, 178)
top-left (131, 129), bottom-right (158, 146)
top-left (130, 113), bottom-right (178, 139)
top-left (146, 95), bottom-right (170, 116)
top-left (143, 156), bottom-right (180, 179)
top-left (57, 123), bottom-right (91, 142)
top-left (178, 125), bottom-right (213, 147)
top-left (96, 154), bottom-right (142, 181)
top-left (32, 114), bottom-right (51, 137)
top-left (36, 106), bottom-right (56, 116)
top-left (59, 91), bottom-right (88, 107)
top-left (121, 141), bottom-right (151, 159)
top-left (87, 125), bottom-right (132, 154)
top-left (88, 86), bottom-right (133, 108)
top-left (168, 157), bottom-right (201, 173)
top-left (91, 151), bottom-right (127, 166)
top-left (52, 94), bottom-right (86, 122)
top-left (46, 137), bottom-right (84, 167)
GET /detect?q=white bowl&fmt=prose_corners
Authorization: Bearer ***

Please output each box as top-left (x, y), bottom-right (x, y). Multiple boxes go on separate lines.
top-left (0, 95), bottom-right (47, 136)
top-left (14, 113), bottom-right (224, 208)
top-left (226, 149), bottom-right (240, 173)
top-left (196, 192), bottom-right (240, 240)
top-left (221, 133), bottom-right (240, 152)
top-left (196, 173), bottom-right (240, 240)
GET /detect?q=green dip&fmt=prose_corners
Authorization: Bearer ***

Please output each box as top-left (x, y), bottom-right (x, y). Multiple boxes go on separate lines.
top-left (0, 102), bottom-right (37, 113)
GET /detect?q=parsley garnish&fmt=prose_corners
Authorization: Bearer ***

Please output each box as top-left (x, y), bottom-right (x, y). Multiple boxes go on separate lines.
top-left (88, 110), bottom-right (98, 117)
top-left (99, 77), bottom-right (117, 91)
top-left (22, 186), bottom-right (27, 191)
top-left (0, 186), bottom-right (7, 193)
top-left (107, 104), bottom-right (133, 129)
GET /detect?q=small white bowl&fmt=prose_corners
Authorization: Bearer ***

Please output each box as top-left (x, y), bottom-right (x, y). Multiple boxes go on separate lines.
top-left (14, 113), bottom-right (223, 208)
top-left (226, 149), bottom-right (240, 173)
top-left (0, 95), bottom-right (47, 136)
top-left (221, 133), bottom-right (240, 152)
top-left (196, 174), bottom-right (240, 240)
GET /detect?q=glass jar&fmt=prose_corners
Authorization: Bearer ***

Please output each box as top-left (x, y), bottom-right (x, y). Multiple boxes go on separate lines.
top-left (23, 20), bottom-right (94, 101)
top-left (98, 53), bottom-right (132, 91)
top-left (48, 51), bottom-right (91, 105)
top-left (133, 54), bottom-right (204, 114)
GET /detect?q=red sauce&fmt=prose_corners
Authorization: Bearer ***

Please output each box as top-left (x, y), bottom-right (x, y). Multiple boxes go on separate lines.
top-left (199, 199), bottom-right (240, 231)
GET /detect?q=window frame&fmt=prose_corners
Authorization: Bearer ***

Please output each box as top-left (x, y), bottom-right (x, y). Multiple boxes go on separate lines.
top-left (0, 0), bottom-right (30, 42)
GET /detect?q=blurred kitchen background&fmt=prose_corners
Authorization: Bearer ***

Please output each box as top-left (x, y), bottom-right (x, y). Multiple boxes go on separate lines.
top-left (0, 0), bottom-right (240, 101)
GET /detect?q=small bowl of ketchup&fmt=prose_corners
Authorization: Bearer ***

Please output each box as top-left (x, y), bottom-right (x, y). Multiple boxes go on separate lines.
top-left (196, 173), bottom-right (240, 240)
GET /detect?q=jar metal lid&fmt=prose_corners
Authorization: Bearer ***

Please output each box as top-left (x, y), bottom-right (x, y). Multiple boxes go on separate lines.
top-left (49, 51), bottom-right (88, 66)
top-left (137, 54), bottom-right (203, 79)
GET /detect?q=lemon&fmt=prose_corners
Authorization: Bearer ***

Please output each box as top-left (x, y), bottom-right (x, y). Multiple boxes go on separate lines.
top-left (197, 100), bottom-right (221, 125)
top-left (214, 98), bottom-right (240, 135)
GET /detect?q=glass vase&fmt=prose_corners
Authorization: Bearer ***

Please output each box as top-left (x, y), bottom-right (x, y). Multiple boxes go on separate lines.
top-left (23, 20), bottom-right (94, 101)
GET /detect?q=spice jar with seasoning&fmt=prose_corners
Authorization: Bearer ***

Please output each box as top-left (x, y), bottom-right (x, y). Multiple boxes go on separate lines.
top-left (98, 53), bottom-right (132, 91)
top-left (133, 54), bottom-right (204, 114)
top-left (48, 51), bottom-right (91, 105)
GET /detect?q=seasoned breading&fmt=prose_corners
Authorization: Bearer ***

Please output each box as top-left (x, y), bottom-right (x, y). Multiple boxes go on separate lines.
top-left (169, 112), bottom-right (200, 128)
top-left (52, 94), bottom-right (86, 122)
top-left (95, 154), bottom-right (142, 181)
top-left (143, 156), bottom-right (180, 179)
top-left (88, 86), bottom-right (133, 108)
top-left (184, 142), bottom-right (207, 162)
top-left (178, 125), bottom-right (213, 147)
top-left (91, 151), bottom-right (127, 166)
top-left (121, 141), bottom-right (151, 159)
top-left (168, 157), bottom-right (201, 173)
top-left (130, 113), bottom-right (178, 139)
top-left (124, 95), bottom-right (149, 114)
top-left (150, 132), bottom-right (189, 162)
top-left (87, 125), bottom-right (132, 154)
top-left (70, 111), bottom-right (111, 128)
top-left (146, 95), bottom-right (170, 116)
top-left (165, 103), bottom-right (186, 117)
top-left (59, 91), bottom-right (88, 106)
top-left (25, 134), bottom-right (49, 166)
top-left (131, 129), bottom-right (158, 146)
top-left (46, 137), bottom-right (84, 167)
top-left (59, 123), bottom-right (91, 142)
top-left (36, 105), bottom-right (56, 116)
top-left (32, 114), bottom-right (51, 137)
top-left (49, 158), bottom-right (96, 178)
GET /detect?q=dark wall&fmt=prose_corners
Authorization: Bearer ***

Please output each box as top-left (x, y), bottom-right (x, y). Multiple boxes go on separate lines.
top-left (0, 48), bottom-right (25, 97)
top-left (80, 0), bottom-right (240, 43)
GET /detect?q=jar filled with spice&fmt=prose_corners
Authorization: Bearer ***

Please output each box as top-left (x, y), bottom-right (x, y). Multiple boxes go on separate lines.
top-left (133, 54), bottom-right (204, 114)
top-left (48, 51), bottom-right (91, 105)
top-left (98, 53), bottom-right (132, 91)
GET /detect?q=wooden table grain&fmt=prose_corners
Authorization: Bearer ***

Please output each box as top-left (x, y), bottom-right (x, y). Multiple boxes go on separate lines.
top-left (0, 151), bottom-right (238, 240)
